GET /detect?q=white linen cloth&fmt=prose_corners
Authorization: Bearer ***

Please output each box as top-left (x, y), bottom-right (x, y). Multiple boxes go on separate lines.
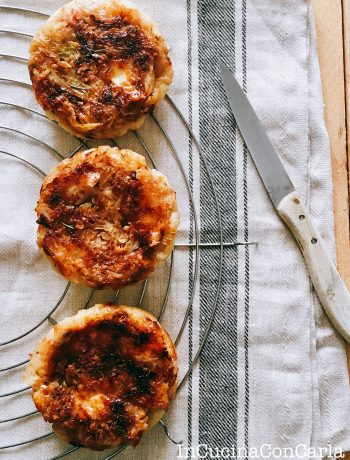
top-left (1, 1), bottom-right (350, 459)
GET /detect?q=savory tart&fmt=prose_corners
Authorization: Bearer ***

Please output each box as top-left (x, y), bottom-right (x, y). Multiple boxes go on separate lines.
top-left (36, 146), bottom-right (179, 289)
top-left (24, 304), bottom-right (178, 450)
top-left (28, 0), bottom-right (173, 139)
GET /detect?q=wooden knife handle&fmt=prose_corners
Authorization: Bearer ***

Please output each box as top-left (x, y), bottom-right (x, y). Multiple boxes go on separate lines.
top-left (277, 190), bottom-right (350, 342)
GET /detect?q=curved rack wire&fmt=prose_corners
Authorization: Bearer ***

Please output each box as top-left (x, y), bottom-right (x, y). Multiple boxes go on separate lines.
top-left (0, 4), bottom-right (233, 459)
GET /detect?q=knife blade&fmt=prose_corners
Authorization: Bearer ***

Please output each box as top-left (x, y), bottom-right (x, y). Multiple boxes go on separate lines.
top-left (220, 62), bottom-right (350, 342)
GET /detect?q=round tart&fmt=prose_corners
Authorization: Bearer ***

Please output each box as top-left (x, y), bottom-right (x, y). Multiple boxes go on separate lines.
top-left (24, 304), bottom-right (178, 450)
top-left (36, 146), bottom-right (179, 289)
top-left (28, 0), bottom-right (173, 139)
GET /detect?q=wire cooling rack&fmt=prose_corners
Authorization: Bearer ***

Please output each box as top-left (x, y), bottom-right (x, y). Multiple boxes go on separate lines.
top-left (0, 4), bottom-right (253, 459)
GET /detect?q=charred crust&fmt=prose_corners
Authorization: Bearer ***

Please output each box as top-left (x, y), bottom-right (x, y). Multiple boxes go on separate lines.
top-left (74, 15), bottom-right (158, 69)
top-left (99, 85), bottom-right (114, 104)
top-left (49, 193), bottom-right (62, 206)
top-left (36, 214), bottom-right (51, 228)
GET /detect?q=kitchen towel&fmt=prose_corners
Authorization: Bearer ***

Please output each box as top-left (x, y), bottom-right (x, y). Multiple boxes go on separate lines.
top-left (1, 1), bottom-right (350, 459)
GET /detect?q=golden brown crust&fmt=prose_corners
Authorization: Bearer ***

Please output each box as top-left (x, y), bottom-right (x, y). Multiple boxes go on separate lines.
top-left (29, 0), bottom-right (173, 139)
top-left (24, 304), bottom-right (178, 451)
top-left (36, 146), bottom-right (179, 289)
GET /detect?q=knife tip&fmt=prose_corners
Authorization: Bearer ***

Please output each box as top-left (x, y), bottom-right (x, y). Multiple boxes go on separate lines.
top-left (219, 61), bottom-right (229, 73)
top-left (219, 62), bottom-right (234, 83)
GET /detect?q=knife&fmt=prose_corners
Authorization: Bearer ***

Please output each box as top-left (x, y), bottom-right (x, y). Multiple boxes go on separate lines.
top-left (220, 62), bottom-right (350, 342)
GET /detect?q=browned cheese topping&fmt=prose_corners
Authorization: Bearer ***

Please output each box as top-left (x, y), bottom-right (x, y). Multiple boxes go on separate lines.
top-left (30, 307), bottom-right (177, 450)
top-left (36, 147), bottom-right (179, 288)
top-left (29, 1), bottom-right (173, 138)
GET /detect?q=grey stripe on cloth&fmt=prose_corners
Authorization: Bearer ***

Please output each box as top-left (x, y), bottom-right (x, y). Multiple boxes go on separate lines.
top-left (242, 0), bottom-right (250, 453)
top-left (187, 0), bottom-right (194, 452)
top-left (197, 0), bottom-right (242, 450)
